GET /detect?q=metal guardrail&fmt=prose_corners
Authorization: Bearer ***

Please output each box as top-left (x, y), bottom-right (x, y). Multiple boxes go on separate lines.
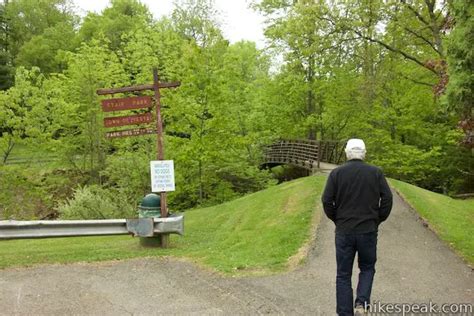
top-left (0, 215), bottom-right (184, 240)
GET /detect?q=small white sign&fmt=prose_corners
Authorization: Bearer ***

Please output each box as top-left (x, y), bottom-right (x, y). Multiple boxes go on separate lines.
top-left (150, 160), bottom-right (175, 192)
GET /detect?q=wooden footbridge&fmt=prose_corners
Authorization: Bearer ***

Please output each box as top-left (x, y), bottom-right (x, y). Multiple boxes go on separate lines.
top-left (261, 139), bottom-right (346, 172)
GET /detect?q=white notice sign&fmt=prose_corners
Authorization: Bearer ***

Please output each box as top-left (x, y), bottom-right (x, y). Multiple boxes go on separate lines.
top-left (150, 160), bottom-right (175, 192)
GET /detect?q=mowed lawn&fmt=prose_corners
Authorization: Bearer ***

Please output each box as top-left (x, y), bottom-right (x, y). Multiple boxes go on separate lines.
top-left (0, 176), bottom-right (325, 274)
top-left (390, 179), bottom-right (474, 265)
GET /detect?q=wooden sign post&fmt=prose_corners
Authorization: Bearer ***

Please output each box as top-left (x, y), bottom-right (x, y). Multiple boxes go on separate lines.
top-left (152, 68), bottom-right (169, 248)
top-left (97, 69), bottom-right (180, 248)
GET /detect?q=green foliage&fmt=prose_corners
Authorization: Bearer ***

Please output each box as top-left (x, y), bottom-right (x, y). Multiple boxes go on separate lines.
top-left (255, 0), bottom-right (470, 193)
top-left (446, 0), bottom-right (473, 148)
top-left (446, 0), bottom-right (473, 116)
top-left (0, 0), bottom-right (472, 218)
top-left (15, 22), bottom-right (79, 73)
top-left (0, 52), bottom-right (12, 90)
top-left (59, 40), bottom-right (128, 181)
top-left (172, 0), bottom-right (223, 47)
top-left (0, 163), bottom-right (85, 220)
top-left (58, 185), bottom-right (135, 219)
top-left (0, 165), bottom-right (53, 220)
top-left (122, 19), bottom-right (186, 83)
top-left (0, 67), bottom-right (48, 161)
top-left (3, 0), bottom-right (78, 70)
top-left (0, 3), bottom-right (12, 90)
top-left (371, 144), bottom-right (442, 188)
top-left (101, 148), bottom-right (152, 205)
top-left (79, 0), bottom-right (151, 50)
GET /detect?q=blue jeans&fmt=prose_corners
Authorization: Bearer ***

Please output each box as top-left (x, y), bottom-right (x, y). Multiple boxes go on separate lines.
top-left (335, 231), bottom-right (377, 316)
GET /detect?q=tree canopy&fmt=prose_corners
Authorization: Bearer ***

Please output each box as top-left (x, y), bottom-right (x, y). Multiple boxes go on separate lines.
top-left (0, 0), bottom-right (472, 220)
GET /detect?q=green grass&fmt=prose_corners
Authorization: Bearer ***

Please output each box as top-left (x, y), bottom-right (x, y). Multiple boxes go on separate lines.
top-left (389, 179), bottom-right (474, 265)
top-left (3, 142), bottom-right (60, 168)
top-left (0, 175), bottom-right (325, 274)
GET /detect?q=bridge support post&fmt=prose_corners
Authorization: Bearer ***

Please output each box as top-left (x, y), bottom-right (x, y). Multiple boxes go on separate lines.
top-left (317, 140), bottom-right (321, 169)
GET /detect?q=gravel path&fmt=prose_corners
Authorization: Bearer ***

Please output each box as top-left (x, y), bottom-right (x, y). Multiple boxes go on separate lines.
top-left (0, 189), bottom-right (472, 315)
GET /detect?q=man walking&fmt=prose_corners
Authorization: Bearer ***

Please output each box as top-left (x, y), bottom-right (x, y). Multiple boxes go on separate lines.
top-left (322, 138), bottom-right (393, 316)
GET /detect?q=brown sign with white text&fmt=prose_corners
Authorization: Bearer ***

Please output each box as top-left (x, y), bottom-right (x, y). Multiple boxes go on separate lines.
top-left (106, 127), bottom-right (156, 139)
top-left (103, 112), bottom-right (153, 128)
top-left (101, 96), bottom-right (152, 112)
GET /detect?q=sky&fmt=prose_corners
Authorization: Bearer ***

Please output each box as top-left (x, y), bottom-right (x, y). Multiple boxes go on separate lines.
top-left (72, 0), bottom-right (267, 49)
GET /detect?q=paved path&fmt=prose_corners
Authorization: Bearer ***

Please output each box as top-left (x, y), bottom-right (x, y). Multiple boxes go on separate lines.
top-left (316, 162), bottom-right (339, 173)
top-left (0, 189), bottom-right (472, 315)
top-left (245, 190), bottom-right (474, 314)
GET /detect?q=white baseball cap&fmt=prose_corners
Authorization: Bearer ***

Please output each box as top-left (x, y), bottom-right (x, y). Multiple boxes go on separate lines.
top-left (345, 138), bottom-right (366, 151)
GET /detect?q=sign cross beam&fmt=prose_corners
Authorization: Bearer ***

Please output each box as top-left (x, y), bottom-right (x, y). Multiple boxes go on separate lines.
top-left (96, 82), bottom-right (180, 95)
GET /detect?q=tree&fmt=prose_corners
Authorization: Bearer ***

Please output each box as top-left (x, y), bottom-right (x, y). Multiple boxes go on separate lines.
top-left (169, 0), bottom-right (230, 204)
top-left (255, 1), bottom-right (338, 140)
top-left (0, 1), bottom-right (12, 90)
top-left (60, 40), bottom-right (129, 182)
top-left (0, 50), bottom-right (12, 90)
top-left (446, 0), bottom-right (473, 149)
top-left (172, 0), bottom-right (223, 47)
top-left (0, 67), bottom-right (45, 162)
top-left (15, 22), bottom-right (79, 73)
top-left (332, 0), bottom-right (449, 94)
top-left (254, 0), bottom-right (469, 193)
top-left (3, 0), bottom-right (78, 71)
top-left (79, 0), bottom-right (152, 51)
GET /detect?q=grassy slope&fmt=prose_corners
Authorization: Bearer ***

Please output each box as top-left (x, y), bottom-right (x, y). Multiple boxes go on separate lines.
top-left (389, 179), bottom-right (474, 265)
top-left (0, 176), bottom-right (325, 274)
top-left (3, 143), bottom-right (57, 165)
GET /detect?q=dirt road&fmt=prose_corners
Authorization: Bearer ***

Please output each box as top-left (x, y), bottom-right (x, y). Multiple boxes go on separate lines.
top-left (0, 190), bottom-right (472, 315)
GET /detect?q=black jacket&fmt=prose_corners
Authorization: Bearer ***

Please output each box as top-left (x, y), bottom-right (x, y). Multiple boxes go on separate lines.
top-left (321, 159), bottom-right (393, 233)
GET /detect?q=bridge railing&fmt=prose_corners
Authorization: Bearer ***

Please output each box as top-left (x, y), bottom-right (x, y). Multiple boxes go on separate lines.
top-left (318, 140), bottom-right (346, 165)
top-left (263, 139), bottom-right (346, 171)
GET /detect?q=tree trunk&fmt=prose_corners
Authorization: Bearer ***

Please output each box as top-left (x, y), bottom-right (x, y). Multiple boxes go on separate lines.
top-left (1, 137), bottom-right (14, 164)
top-left (307, 55), bottom-right (316, 140)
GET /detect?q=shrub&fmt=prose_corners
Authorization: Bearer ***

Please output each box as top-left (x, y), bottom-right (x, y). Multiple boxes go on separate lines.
top-left (58, 185), bottom-right (135, 219)
top-left (0, 165), bottom-right (53, 220)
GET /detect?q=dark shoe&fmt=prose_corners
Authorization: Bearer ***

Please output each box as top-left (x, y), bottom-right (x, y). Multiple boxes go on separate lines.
top-left (354, 304), bottom-right (365, 316)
